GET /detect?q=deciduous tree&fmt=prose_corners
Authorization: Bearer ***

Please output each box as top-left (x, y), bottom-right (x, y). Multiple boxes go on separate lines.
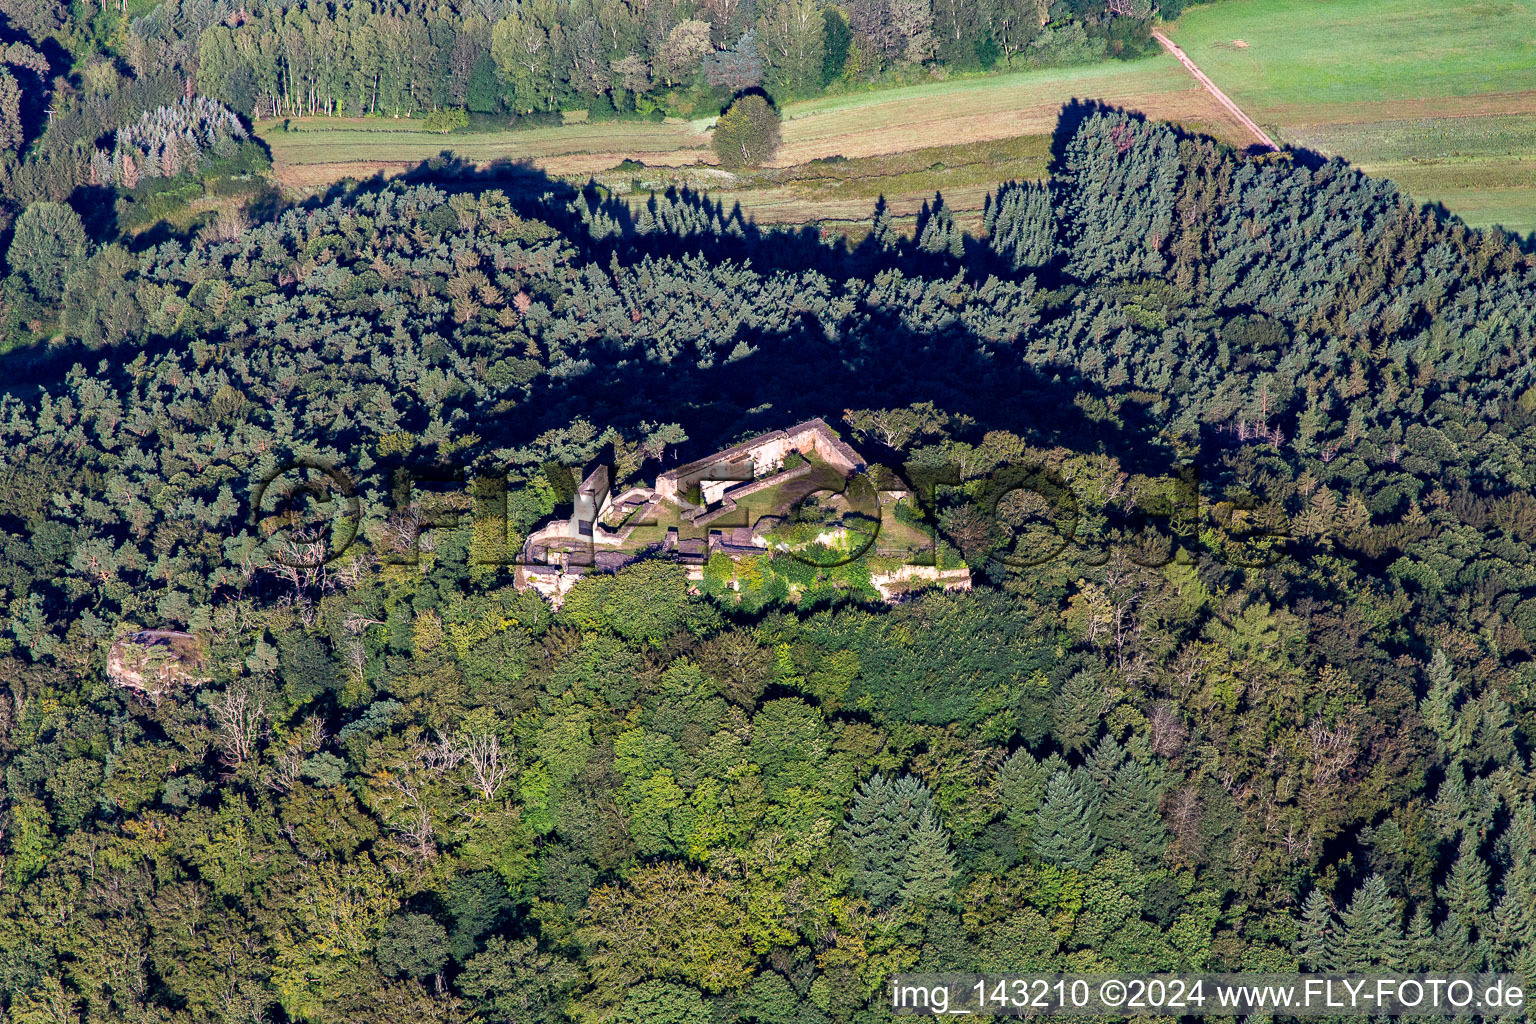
top-left (712, 92), bottom-right (780, 168)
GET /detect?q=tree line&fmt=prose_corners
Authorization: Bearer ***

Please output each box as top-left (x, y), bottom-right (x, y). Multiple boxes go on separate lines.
top-left (181, 0), bottom-right (1155, 122)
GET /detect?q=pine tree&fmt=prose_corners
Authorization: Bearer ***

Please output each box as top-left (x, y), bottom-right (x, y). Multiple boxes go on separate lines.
top-left (1403, 905), bottom-right (1435, 971)
top-left (995, 748), bottom-right (1047, 829)
top-left (845, 773), bottom-right (935, 909)
top-left (915, 196), bottom-right (962, 258)
top-left (1420, 648), bottom-right (1460, 753)
top-left (1463, 690), bottom-right (1518, 772)
top-left (901, 808), bottom-right (958, 908)
top-left (1336, 875), bottom-right (1406, 970)
top-left (1432, 769), bottom-right (1471, 840)
top-left (703, 30), bottom-right (764, 91)
top-left (1339, 492), bottom-right (1371, 534)
top-left (1084, 735), bottom-right (1123, 791)
top-left (867, 197), bottom-right (898, 252)
top-left (1096, 760), bottom-right (1167, 869)
top-left (1492, 805), bottom-right (1536, 972)
top-left (1436, 909), bottom-right (1483, 972)
top-left (118, 150), bottom-right (139, 189)
top-left (1296, 888), bottom-right (1337, 970)
top-left (1030, 770), bottom-right (1099, 871)
top-left (1443, 834), bottom-right (1491, 940)
top-left (984, 180), bottom-right (1057, 271)
top-left (1051, 670), bottom-right (1103, 755)
top-left (1055, 112), bottom-right (1180, 280)
top-left (996, 748), bottom-right (1073, 848)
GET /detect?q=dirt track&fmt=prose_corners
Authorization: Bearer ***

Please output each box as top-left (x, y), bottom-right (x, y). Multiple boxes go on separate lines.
top-left (1152, 29), bottom-right (1279, 150)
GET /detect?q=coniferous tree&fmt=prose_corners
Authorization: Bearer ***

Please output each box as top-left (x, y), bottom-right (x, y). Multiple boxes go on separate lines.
top-left (1492, 806), bottom-right (1536, 974)
top-left (1052, 670), bottom-right (1103, 755)
top-left (1444, 834), bottom-right (1491, 941)
top-left (901, 808), bottom-right (958, 907)
top-left (1420, 648), bottom-right (1459, 754)
top-left (1054, 111), bottom-right (1179, 281)
top-left (97, 97), bottom-right (247, 185)
top-left (1097, 760), bottom-right (1166, 869)
top-left (62, 245), bottom-right (142, 349)
top-left (845, 773), bottom-right (936, 908)
top-left (1436, 910), bottom-right (1483, 972)
top-left (1460, 690), bottom-right (1519, 773)
top-left (1031, 770), bottom-right (1099, 871)
top-left (1403, 905), bottom-right (1435, 971)
top-left (2, 99), bottom-right (1536, 1019)
top-left (984, 180), bottom-right (1057, 271)
top-left (1297, 888), bottom-right (1338, 970)
top-left (1084, 735), bottom-right (1123, 790)
top-left (1431, 769), bottom-right (1471, 839)
top-left (703, 30), bottom-right (765, 91)
top-left (866, 197), bottom-right (898, 253)
top-left (995, 748), bottom-right (1069, 838)
top-left (915, 196), bottom-right (963, 259)
top-left (1337, 875), bottom-right (1406, 970)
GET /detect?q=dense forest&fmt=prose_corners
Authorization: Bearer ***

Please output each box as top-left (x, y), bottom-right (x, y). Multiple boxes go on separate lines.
top-left (1, 106), bottom-right (1536, 1023)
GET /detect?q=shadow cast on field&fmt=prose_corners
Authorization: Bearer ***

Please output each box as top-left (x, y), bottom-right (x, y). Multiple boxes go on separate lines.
top-left (310, 153), bottom-right (583, 209)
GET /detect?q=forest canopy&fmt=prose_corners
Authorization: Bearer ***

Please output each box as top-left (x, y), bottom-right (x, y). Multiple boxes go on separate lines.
top-left (0, 108), bottom-right (1534, 1024)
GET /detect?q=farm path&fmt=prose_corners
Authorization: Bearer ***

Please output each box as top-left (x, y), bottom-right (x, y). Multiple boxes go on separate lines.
top-left (1151, 29), bottom-right (1279, 150)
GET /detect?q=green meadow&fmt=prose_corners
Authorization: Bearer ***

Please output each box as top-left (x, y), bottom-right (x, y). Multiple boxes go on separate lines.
top-left (1165, 0), bottom-right (1536, 234)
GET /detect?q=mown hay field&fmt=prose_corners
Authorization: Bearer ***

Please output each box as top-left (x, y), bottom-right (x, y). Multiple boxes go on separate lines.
top-left (602, 135), bottom-right (1056, 233)
top-left (767, 56), bottom-right (1248, 163)
top-left (258, 53), bottom-right (1250, 225)
top-left (258, 118), bottom-right (710, 183)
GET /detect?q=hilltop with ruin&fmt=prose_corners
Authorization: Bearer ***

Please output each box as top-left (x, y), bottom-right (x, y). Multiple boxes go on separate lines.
top-left (514, 418), bottom-right (970, 605)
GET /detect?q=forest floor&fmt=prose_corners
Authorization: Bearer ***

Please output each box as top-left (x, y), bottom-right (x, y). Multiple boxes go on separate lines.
top-left (1162, 0), bottom-right (1536, 235)
top-left (258, 55), bottom-right (1251, 232)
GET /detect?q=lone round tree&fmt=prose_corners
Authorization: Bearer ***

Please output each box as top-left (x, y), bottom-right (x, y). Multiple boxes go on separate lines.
top-left (713, 94), bottom-right (781, 169)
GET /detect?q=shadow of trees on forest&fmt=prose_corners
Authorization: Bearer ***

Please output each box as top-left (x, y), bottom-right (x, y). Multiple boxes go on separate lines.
top-left (0, 111), bottom-right (1201, 480)
top-left (40, 101), bottom-right (1527, 483)
top-left (289, 149), bottom-right (1141, 473)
